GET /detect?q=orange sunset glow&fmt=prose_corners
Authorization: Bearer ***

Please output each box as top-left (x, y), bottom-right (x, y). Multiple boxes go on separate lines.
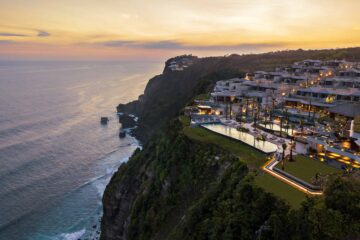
top-left (1, 0), bottom-right (360, 60)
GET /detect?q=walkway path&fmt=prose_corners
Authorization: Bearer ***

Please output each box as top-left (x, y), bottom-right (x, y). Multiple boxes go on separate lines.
top-left (262, 156), bottom-right (323, 195)
top-left (221, 118), bottom-right (323, 195)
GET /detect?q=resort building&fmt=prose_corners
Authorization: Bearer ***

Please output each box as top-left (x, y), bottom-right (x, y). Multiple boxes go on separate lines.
top-left (191, 58), bottom-right (360, 165)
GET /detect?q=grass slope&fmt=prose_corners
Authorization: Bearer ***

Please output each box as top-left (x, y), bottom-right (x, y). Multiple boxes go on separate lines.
top-left (284, 155), bottom-right (341, 183)
top-left (183, 125), bottom-right (307, 208)
top-left (183, 126), bottom-right (265, 168)
top-left (254, 173), bottom-right (306, 208)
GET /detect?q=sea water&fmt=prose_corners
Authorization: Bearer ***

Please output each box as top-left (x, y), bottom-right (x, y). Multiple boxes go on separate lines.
top-left (0, 60), bottom-right (163, 240)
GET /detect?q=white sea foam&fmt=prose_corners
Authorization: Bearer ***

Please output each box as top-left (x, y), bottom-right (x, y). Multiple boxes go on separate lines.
top-left (58, 229), bottom-right (85, 240)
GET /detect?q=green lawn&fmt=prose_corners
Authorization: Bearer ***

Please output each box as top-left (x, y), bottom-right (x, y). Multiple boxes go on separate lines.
top-left (183, 126), bottom-right (312, 208)
top-left (284, 155), bottom-right (341, 183)
top-left (355, 116), bottom-right (360, 133)
top-left (254, 173), bottom-right (307, 208)
top-left (183, 126), bottom-right (265, 168)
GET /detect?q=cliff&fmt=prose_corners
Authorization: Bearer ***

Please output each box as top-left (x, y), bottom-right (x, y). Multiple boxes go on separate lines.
top-left (102, 48), bottom-right (360, 240)
top-left (101, 120), bottom-right (290, 240)
top-left (116, 48), bottom-right (360, 143)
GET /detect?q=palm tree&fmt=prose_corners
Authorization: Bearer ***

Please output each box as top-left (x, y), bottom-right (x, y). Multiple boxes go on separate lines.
top-left (245, 96), bottom-right (249, 119)
top-left (225, 102), bottom-right (228, 119)
top-left (238, 102), bottom-right (243, 123)
top-left (254, 114), bottom-right (258, 130)
top-left (312, 107), bottom-right (317, 121)
top-left (229, 100), bottom-right (233, 120)
top-left (264, 107), bottom-right (268, 129)
top-left (281, 143), bottom-right (287, 170)
top-left (308, 99), bottom-right (312, 121)
top-left (289, 141), bottom-right (294, 162)
top-left (300, 119), bottom-right (304, 135)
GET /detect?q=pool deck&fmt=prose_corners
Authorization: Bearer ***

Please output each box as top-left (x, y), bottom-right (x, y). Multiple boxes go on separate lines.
top-left (201, 119), bottom-right (324, 195)
top-left (201, 123), bottom-right (278, 154)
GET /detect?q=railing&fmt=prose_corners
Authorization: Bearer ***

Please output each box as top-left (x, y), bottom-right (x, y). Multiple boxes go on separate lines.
top-left (273, 167), bottom-right (323, 191)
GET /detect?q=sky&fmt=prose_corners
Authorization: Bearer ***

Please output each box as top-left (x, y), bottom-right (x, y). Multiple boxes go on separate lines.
top-left (1, 0), bottom-right (360, 60)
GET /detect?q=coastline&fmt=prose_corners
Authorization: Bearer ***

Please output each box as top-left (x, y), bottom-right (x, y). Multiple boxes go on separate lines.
top-left (81, 115), bottom-right (141, 240)
top-left (80, 134), bottom-right (141, 240)
top-left (0, 60), bottom-right (163, 240)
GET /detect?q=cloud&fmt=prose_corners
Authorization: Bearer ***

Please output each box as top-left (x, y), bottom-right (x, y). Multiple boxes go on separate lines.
top-left (101, 40), bottom-right (185, 49)
top-left (37, 30), bottom-right (50, 37)
top-left (100, 39), bottom-right (286, 51)
top-left (141, 41), bottom-right (184, 50)
top-left (0, 32), bottom-right (28, 37)
top-left (0, 40), bottom-right (15, 44)
top-left (0, 30), bottom-right (50, 38)
top-left (102, 40), bottom-right (136, 47)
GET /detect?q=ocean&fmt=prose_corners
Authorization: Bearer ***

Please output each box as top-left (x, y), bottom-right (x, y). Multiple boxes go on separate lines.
top-left (0, 60), bottom-right (163, 240)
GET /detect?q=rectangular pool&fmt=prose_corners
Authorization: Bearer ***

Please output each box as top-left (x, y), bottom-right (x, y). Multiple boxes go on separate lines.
top-left (201, 123), bottom-right (278, 154)
top-left (259, 123), bottom-right (294, 136)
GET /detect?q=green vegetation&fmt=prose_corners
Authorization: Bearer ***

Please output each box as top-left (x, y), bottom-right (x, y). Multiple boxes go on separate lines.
top-left (183, 126), bottom-right (307, 207)
top-left (179, 115), bottom-right (190, 127)
top-left (171, 170), bottom-right (290, 240)
top-left (284, 155), bottom-right (341, 183)
top-left (193, 93), bottom-right (210, 101)
top-left (119, 48), bottom-right (360, 142)
top-left (104, 49), bottom-right (360, 240)
top-left (255, 173), bottom-right (306, 208)
top-left (355, 116), bottom-right (360, 133)
top-left (102, 119), bottom-right (360, 240)
top-left (172, 161), bottom-right (360, 240)
top-left (183, 126), bottom-right (265, 168)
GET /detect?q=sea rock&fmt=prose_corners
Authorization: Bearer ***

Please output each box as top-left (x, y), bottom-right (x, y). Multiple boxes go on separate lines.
top-left (118, 114), bottom-right (137, 129)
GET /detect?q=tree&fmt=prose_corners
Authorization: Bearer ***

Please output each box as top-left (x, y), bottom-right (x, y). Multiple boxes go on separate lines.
top-left (289, 142), bottom-right (294, 162)
top-left (238, 102), bottom-right (243, 123)
top-left (289, 124), bottom-right (293, 136)
top-left (289, 124), bottom-right (295, 162)
top-left (225, 101), bottom-right (229, 119)
top-left (264, 107), bottom-right (268, 129)
top-left (281, 143), bottom-right (287, 170)
top-left (324, 177), bottom-right (360, 221)
top-left (300, 119), bottom-right (304, 135)
top-left (308, 99), bottom-right (312, 121)
top-left (245, 96), bottom-right (249, 119)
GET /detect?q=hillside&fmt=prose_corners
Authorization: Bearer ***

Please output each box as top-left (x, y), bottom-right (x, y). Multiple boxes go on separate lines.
top-left (117, 48), bottom-right (360, 142)
top-left (102, 48), bottom-right (360, 240)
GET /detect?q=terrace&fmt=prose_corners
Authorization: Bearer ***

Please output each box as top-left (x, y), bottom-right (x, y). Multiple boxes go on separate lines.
top-left (190, 59), bottom-right (360, 197)
top-left (307, 136), bottom-right (360, 169)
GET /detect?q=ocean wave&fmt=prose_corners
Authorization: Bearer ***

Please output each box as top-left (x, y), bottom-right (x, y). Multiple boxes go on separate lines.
top-left (57, 228), bottom-right (86, 240)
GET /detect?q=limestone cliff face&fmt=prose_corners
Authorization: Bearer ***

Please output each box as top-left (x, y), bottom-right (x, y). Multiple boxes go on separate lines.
top-left (100, 128), bottom-right (239, 240)
top-left (101, 160), bottom-right (142, 240)
top-left (101, 175), bottom-right (140, 240)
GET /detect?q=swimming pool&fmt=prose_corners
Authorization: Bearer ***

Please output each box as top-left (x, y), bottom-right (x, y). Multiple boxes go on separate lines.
top-left (259, 123), bottom-right (295, 136)
top-left (201, 123), bottom-right (278, 153)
